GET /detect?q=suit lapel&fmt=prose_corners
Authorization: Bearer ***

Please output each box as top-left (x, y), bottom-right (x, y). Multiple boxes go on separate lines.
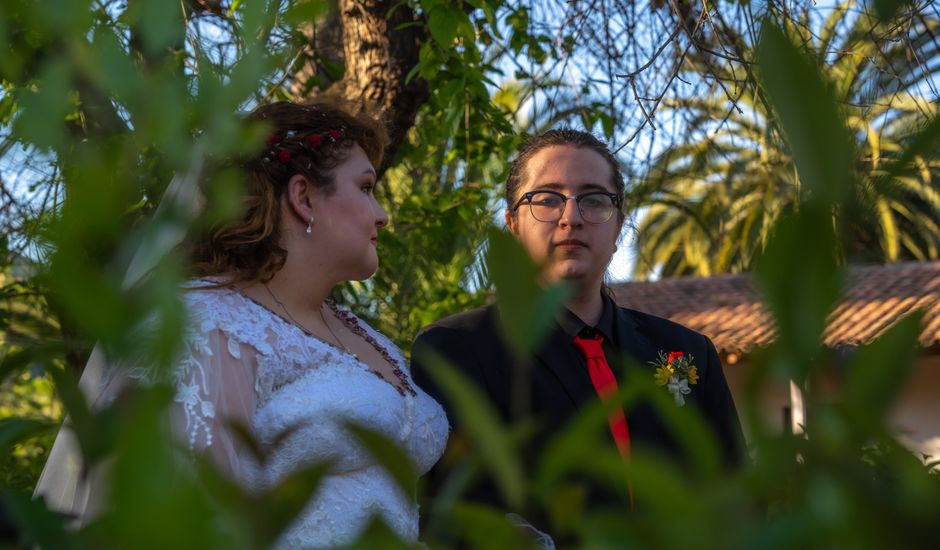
top-left (611, 306), bottom-right (682, 451)
top-left (610, 307), bottom-right (658, 375)
top-left (532, 325), bottom-right (597, 410)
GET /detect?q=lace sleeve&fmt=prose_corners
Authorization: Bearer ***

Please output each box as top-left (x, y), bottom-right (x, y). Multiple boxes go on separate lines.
top-left (169, 327), bottom-right (260, 483)
top-left (34, 327), bottom-right (261, 522)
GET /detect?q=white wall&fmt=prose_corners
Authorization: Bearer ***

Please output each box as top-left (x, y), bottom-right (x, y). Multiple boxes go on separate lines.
top-left (721, 358), bottom-right (792, 439)
top-left (722, 353), bottom-right (940, 467)
top-left (890, 354), bottom-right (940, 464)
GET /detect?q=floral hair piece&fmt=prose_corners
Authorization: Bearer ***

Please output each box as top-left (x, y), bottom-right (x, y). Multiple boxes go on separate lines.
top-left (261, 127), bottom-right (346, 164)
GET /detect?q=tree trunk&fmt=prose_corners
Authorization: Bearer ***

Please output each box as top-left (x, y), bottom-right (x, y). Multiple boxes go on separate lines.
top-left (296, 0), bottom-right (428, 174)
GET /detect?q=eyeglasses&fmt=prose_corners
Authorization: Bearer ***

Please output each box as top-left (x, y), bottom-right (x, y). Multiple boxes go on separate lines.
top-left (512, 190), bottom-right (622, 224)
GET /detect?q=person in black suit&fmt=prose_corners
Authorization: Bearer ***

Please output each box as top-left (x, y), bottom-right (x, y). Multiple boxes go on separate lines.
top-left (411, 129), bottom-right (744, 521)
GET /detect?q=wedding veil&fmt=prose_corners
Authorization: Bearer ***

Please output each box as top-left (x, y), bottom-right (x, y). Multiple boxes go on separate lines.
top-left (32, 152), bottom-right (205, 523)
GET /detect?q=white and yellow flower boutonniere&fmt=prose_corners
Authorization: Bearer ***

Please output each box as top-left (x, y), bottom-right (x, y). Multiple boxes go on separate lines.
top-left (650, 351), bottom-right (699, 406)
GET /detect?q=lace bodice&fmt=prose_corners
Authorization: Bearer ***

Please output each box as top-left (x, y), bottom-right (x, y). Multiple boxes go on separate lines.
top-left (172, 280), bottom-right (449, 548)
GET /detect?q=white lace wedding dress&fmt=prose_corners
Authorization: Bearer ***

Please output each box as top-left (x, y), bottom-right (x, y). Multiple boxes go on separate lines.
top-left (180, 280), bottom-right (450, 547)
top-left (35, 280), bottom-right (449, 548)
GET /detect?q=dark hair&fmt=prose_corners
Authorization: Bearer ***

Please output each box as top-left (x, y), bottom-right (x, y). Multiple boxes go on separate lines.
top-left (505, 128), bottom-right (625, 220)
top-left (187, 100), bottom-right (388, 284)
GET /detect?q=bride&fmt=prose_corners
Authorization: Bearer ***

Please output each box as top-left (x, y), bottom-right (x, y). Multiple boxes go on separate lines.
top-left (34, 100), bottom-right (449, 548)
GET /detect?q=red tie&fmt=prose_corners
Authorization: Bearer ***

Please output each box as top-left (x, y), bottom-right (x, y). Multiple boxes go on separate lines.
top-left (571, 333), bottom-right (632, 459)
top-left (572, 332), bottom-right (634, 508)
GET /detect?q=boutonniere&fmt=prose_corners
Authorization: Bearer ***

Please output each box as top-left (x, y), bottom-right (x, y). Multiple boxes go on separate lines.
top-left (650, 351), bottom-right (699, 406)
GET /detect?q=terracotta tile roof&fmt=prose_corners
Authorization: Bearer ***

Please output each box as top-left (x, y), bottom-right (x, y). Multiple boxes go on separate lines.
top-left (611, 261), bottom-right (940, 354)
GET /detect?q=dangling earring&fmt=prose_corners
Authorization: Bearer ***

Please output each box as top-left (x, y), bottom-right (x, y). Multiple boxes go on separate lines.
top-left (305, 216), bottom-right (314, 234)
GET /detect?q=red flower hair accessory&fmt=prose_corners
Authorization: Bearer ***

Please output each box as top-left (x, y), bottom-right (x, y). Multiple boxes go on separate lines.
top-left (259, 127), bottom-right (344, 164)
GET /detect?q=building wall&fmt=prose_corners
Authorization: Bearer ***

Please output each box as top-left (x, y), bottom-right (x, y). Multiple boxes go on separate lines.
top-left (890, 354), bottom-right (940, 463)
top-left (721, 354), bottom-right (940, 465)
top-left (721, 359), bottom-right (792, 439)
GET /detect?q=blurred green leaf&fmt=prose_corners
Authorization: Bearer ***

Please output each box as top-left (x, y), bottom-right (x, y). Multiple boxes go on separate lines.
top-left (196, 453), bottom-right (332, 550)
top-left (536, 365), bottom-right (722, 508)
top-left (249, 465), bottom-right (333, 547)
top-left (756, 20), bottom-right (854, 207)
top-left (452, 502), bottom-right (535, 549)
top-left (754, 21), bottom-right (854, 382)
top-left (284, 0), bottom-right (330, 26)
top-left (90, 25), bottom-right (141, 104)
top-left (873, 0), bottom-right (913, 21)
top-left (95, 384), bottom-right (225, 549)
top-left (428, 6), bottom-right (462, 47)
top-left (135, 0), bottom-right (185, 60)
top-left (756, 209), bottom-right (842, 381)
top-left (1, 490), bottom-right (77, 549)
top-left (844, 312), bottom-right (922, 422)
top-left (413, 347), bottom-right (525, 508)
top-left (535, 384), bottom-right (635, 497)
top-left (137, 263), bottom-right (188, 372)
top-left (626, 368), bottom-right (723, 476)
top-left (0, 92), bottom-right (15, 125)
top-left (342, 516), bottom-right (415, 549)
top-left (0, 418), bottom-right (55, 456)
top-left (486, 228), bottom-right (571, 358)
top-left (0, 347), bottom-right (49, 385)
top-left (42, 0), bottom-right (94, 35)
top-left (344, 421), bottom-right (419, 497)
top-left (40, 363), bottom-right (108, 459)
top-left (12, 60), bottom-right (74, 150)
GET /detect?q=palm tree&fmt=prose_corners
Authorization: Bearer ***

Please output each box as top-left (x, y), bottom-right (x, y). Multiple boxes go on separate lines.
top-left (630, 1), bottom-right (940, 278)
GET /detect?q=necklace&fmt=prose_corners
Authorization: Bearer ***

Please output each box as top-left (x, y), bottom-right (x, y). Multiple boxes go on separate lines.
top-left (258, 283), bottom-right (416, 397)
top-left (263, 283), bottom-right (352, 356)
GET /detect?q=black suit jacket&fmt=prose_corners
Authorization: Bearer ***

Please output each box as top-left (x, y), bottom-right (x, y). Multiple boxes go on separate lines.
top-left (411, 302), bottom-right (745, 510)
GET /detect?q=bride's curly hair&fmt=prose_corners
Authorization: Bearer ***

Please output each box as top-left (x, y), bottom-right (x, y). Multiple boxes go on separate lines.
top-left (187, 100), bottom-right (388, 284)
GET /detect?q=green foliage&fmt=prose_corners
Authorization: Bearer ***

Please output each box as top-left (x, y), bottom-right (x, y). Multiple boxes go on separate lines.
top-left (632, 0), bottom-right (940, 277)
top-left (1, 0), bottom-right (939, 548)
top-left (0, 273), bottom-right (64, 493)
top-left (0, 373), bottom-right (60, 491)
top-left (344, 1), bottom-right (522, 346)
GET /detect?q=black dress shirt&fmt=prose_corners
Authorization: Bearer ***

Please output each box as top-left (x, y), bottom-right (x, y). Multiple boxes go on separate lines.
top-left (556, 292), bottom-right (621, 372)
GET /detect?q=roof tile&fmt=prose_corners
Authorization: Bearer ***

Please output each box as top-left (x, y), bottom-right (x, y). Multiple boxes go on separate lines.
top-left (612, 261), bottom-right (940, 353)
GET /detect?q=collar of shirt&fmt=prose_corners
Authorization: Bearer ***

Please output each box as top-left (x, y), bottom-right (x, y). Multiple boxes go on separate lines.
top-left (557, 292), bottom-right (617, 343)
